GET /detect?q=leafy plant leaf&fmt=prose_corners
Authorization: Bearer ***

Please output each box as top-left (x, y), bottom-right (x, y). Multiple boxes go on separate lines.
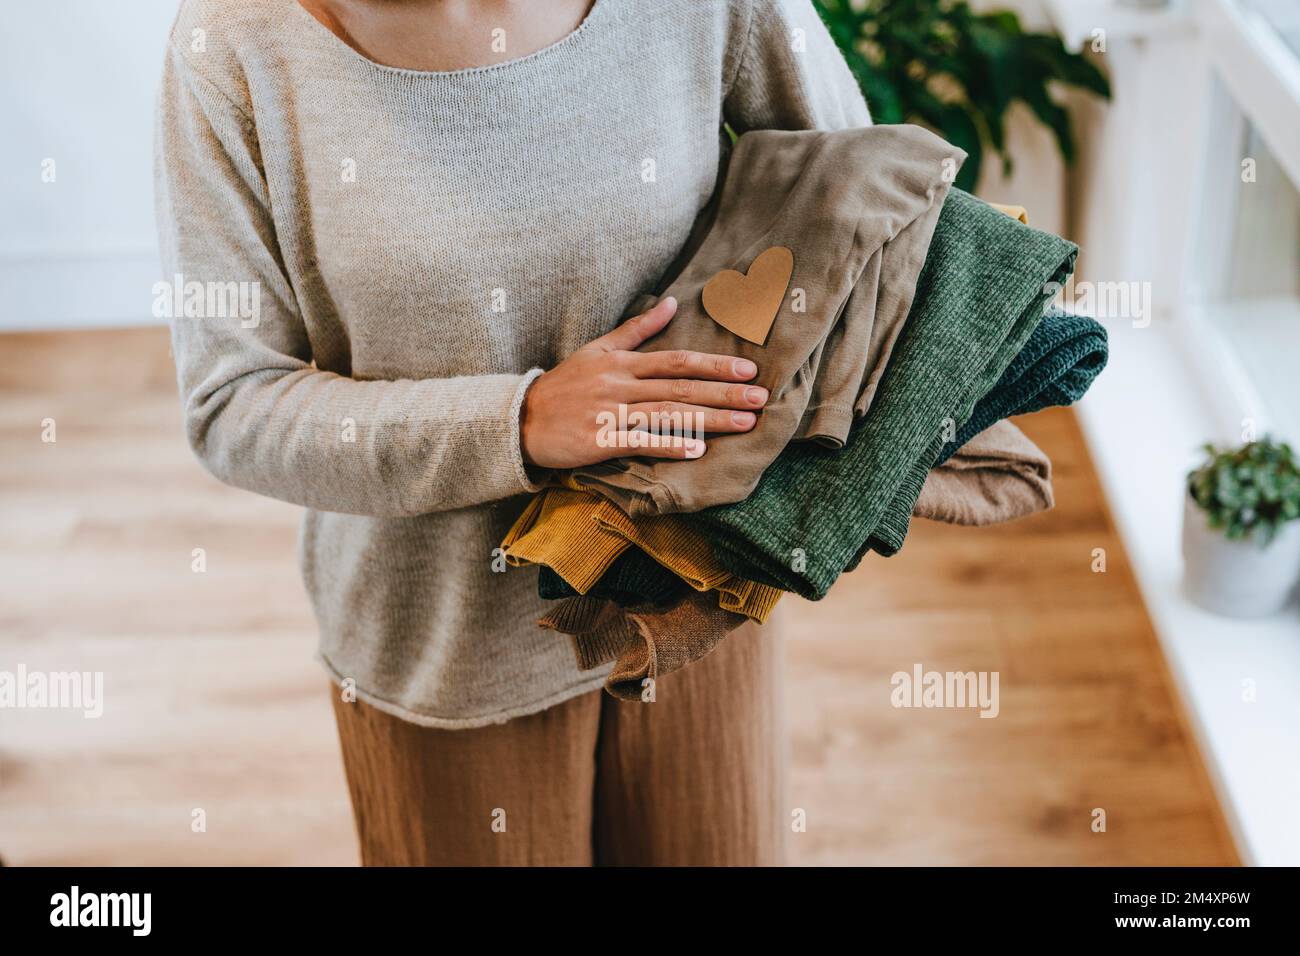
top-left (1188, 437), bottom-right (1300, 544)
top-left (812, 0), bottom-right (1111, 195)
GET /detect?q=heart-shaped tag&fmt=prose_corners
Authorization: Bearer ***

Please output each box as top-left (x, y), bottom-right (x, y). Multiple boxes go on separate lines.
top-left (701, 246), bottom-right (793, 346)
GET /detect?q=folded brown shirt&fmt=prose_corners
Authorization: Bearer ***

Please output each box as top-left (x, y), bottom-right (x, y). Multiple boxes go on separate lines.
top-left (538, 593), bottom-right (748, 702)
top-left (914, 419), bottom-right (1053, 525)
top-left (569, 124), bottom-right (962, 516)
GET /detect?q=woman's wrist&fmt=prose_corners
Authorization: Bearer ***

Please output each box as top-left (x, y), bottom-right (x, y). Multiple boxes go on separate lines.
top-left (511, 368), bottom-right (549, 491)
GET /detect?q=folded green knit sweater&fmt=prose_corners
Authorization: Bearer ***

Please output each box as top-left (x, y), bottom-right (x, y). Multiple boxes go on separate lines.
top-left (539, 188), bottom-right (1085, 605)
top-left (700, 189), bottom-right (1078, 597)
top-left (539, 305), bottom-right (1105, 606)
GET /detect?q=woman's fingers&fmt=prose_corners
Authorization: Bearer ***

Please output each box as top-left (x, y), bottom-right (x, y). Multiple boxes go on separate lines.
top-left (526, 296), bottom-right (767, 468)
top-left (625, 348), bottom-right (758, 383)
top-left (589, 296), bottom-right (677, 352)
top-left (621, 402), bottom-right (757, 434)
top-left (603, 431), bottom-right (707, 460)
top-left (625, 377), bottom-right (769, 410)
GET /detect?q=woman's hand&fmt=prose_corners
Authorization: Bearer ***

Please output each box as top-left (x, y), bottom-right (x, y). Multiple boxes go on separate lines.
top-left (520, 297), bottom-right (767, 469)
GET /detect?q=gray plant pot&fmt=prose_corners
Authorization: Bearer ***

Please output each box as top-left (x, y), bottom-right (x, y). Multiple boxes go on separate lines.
top-left (1181, 491), bottom-right (1300, 617)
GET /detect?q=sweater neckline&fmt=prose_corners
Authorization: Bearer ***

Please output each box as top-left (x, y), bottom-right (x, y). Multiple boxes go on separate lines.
top-left (287, 0), bottom-right (609, 80)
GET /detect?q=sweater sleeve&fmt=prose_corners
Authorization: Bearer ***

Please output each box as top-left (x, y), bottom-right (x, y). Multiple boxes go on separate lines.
top-left (724, 0), bottom-right (872, 133)
top-left (155, 43), bottom-right (543, 518)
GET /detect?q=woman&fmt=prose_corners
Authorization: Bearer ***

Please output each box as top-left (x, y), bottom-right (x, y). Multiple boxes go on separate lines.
top-left (156, 0), bottom-right (870, 865)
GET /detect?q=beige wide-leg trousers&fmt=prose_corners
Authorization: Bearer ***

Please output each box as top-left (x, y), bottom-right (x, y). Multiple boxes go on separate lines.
top-left (329, 617), bottom-right (786, 866)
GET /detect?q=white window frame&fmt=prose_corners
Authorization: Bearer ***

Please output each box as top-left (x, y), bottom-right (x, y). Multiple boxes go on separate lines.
top-left (1175, 0), bottom-right (1300, 444)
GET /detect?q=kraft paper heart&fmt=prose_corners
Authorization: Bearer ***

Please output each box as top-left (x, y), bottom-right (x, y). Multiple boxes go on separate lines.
top-left (701, 246), bottom-right (793, 346)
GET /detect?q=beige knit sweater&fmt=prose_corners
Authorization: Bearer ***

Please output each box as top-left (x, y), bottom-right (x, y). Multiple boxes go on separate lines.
top-left (155, 0), bottom-right (870, 727)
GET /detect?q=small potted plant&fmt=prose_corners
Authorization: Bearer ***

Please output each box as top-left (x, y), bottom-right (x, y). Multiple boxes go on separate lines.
top-left (1183, 437), bottom-right (1300, 617)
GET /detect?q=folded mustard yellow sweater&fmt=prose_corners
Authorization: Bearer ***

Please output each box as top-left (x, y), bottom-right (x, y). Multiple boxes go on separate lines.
top-left (501, 486), bottom-right (783, 625)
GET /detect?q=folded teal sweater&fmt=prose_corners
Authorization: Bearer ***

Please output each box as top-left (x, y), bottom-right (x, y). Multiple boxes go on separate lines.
top-left (934, 308), bottom-right (1107, 467)
top-left (539, 189), bottom-right (1086, 605)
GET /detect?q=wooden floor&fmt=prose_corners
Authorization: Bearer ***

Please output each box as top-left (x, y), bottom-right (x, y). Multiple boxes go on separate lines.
top-left (0, 327), bottom-right (1237, 866)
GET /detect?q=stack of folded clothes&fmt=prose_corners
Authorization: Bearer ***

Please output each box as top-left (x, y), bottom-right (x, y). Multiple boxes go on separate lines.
top-left (501, 124), bottom-right (1108, 700)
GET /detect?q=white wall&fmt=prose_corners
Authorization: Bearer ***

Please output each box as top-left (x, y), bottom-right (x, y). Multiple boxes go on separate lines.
top-left (0, 1), bottom-right (179, 331)
top-left (0, 0), bottom-right (1073, 332)
top-left (969, 0), bottom-right (1069, 238)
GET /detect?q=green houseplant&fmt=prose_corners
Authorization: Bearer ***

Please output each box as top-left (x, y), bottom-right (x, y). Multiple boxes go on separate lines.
top-left (1182, 437), bottom-right (1300, 617)
top-left (814, 0), bottom-right (1111, 192)
top-left (1187, 438), bottom-right (1300, 545)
